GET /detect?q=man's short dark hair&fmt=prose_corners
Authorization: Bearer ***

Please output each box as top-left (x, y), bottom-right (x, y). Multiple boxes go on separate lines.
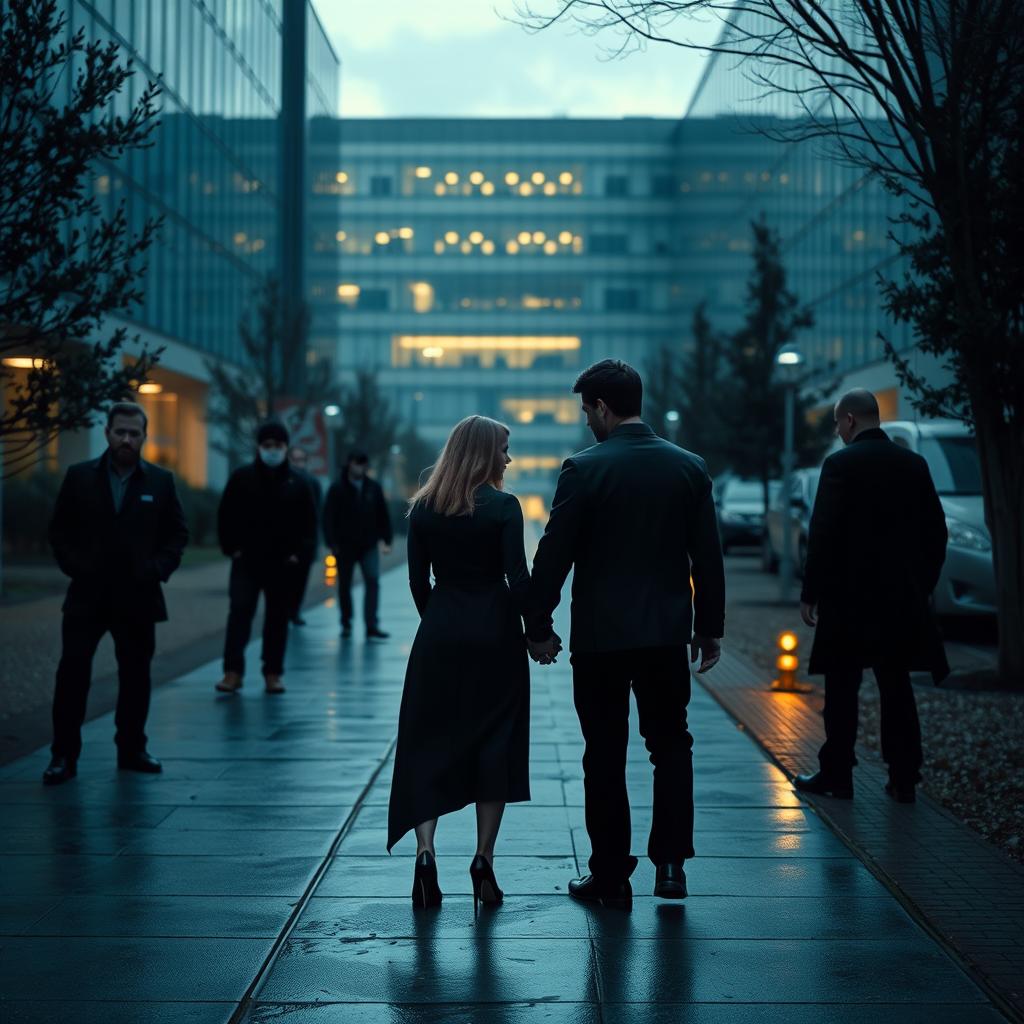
top-left (107, 402), bottom-right (148, 431)
top-left (835, 388), bottom-right (880, 421)
top-left (348, 450), bottom-right (369, 465)
top-left (572, 360), bottom-right (643, 418)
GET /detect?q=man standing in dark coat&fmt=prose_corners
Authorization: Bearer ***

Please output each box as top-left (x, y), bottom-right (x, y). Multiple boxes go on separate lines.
top-left (286, 446), bottom-right (323, 627)
top-left (44, 402), bottom-right (189, 785)
top-left (796, 389), bottom-right (949, 804)
top-left (527, 360), bottom-right (726, 910)
top-left (215, 421), bottom-right (317, 695)
top-left (323, 450), bottom-right (393, 640)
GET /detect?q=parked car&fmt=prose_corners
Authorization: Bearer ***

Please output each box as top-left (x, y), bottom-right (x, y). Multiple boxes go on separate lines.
top-left (761, 467), bottom-right (820, 576)
top-left (717, 477), bottom-right (778, 554)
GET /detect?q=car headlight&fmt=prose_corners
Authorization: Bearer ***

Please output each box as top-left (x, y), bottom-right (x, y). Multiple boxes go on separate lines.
top-left (946, 517), bottom-right (991, 553)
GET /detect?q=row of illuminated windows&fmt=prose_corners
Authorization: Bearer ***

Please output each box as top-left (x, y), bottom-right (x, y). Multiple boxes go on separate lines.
top-left (320, 282), bottom-right (649, 313)
top-left (312, 169), bottom-right (681, 198)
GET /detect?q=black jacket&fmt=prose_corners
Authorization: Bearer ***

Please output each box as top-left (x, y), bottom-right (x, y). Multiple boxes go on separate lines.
top-left (323, 474), bottom-right (393, 556)
top-left (217, 460), bottom-right (318, 564)
top-left (48, 453), bottom-right (189, 622)
top-left (801, 428), bottom-right (949, 681)
top-left (527, 421), bottom-right (726, 654)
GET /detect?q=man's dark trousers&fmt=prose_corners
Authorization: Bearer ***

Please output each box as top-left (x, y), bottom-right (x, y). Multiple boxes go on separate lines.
top-left (337, 546), bottom-right (380, 632)
top-left (819, 665), bottom-right (923, 785)
top-left (571, 646), bottom-right (695, 882)
top-left (52, 599), bottom-right (155, 759)
top-left (223, 557), bottom-right (293, 675)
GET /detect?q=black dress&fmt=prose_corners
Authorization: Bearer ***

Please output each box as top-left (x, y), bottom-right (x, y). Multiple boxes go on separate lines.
top-left (387, 486), bottom-right (531, 852)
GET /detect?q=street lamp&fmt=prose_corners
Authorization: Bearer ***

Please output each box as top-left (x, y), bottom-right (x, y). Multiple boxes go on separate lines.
top-left (774, 344), bottom-right (805, 601)
top-left (664, 409), bottom-right (680, 444)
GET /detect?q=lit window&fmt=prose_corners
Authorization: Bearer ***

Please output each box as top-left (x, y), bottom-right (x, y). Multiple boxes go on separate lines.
top-left (335, 171), bottom-right (349, 184)
top-left (481, 181), bottom-right (495, 196)
top-left (559, 171), bottom-right (573, 185)
top-left (531, 171), bottom-right (545, 185)
top-left (517, 231), bottom-right (531, 245)
top-left (337, 283), bottom-right (360, 305)
top-left (469, 230), bottom-right (484, 244)
top-left (460, 298), bottom-right (472, 308)
top-left (393, 335), bottom-right (581, 369)
top-left (543, 182), bottom-right (557, 195)
top-left (779, 173), bottom-right (790, 184)
top-left (398, 227), bottom-right (414, 240)
top-left (519, 183), bottom-right (534, 196)
top-left (415, 166), bottom-right (432, 178)
top-left (423, 346), bottom-right (444, 358)
top-left (852, 229), bottom-right (866, 242)
top-left (543, 240), bottom-right (557, 255)
top-left (506, 240), bottom-right (520, 254)
top-left (445, 231), bottom-right (459, 244)
top-left (375, 231), bottom-right (390, 245)
top-left (410, 281), bottom-right (435, 313)
top-left (469, 171), bottom-right (485, 185)
top-left (434, 183), bottom-right (445, 196)
top-left (445, 171), bottom-right (459, 185)
top-left (460, 241), bottom-right (472, 254)
top-left (433, 240), bottom-right (445, 254)
top-left (558, 231), bottom-right (572, 245)
top-left (505, 171), bottom-right (520, 185)
top-left (335, 230), bottom-right (347, 242)
top-left (481, 240), bottom-right (495, 255)
top-left (531, 231), bottom-right (545, 244)
top-left (233, 231), bottom-right (247, 245)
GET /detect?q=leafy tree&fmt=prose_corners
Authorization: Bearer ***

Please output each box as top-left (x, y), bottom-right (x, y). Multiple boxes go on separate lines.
top-left (205, 276), bottom-right (334, 467)
top-left (517, 0), bottom-right (1024, 681)
top-left (719, 219), bottom-right (829, 510)
top-left (326, 368), bottom-right (402, 476)
top-left (1, 0), bottom-right (162, 477)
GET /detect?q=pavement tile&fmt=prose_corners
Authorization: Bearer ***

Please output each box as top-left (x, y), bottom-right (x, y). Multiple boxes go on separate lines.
top-left (601, 1008), bottom-right (1008, 1024)
top-left (3, 1003), bottom-right (236, 1024)
top-left (247, 1005), bottom-right (598, 1023)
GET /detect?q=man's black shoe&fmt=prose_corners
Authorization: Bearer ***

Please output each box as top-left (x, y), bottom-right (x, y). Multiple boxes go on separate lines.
top-left (653, 863), bottom-right (688, 899)
top-left (291, 615), bottom-right (306, 626)
top-left (117, 751), bottom-right (162, 774)
top-left (885, 780), bottom-right (916, 804)
top-left (340, 624), bottom-right (353, 638)
top-left (42, 756), bottom-right (76, 786)
top-left (793, 771), bottom-right (854, 799)
top-left (568, 875), bottom-right (632, 910)
top-left (366, 629), bottom-right (390, 641)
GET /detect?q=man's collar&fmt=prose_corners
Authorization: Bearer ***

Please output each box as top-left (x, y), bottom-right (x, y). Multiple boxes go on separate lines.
top-left (851, 426), bottom-right (888, 444)
top-left (609, 420), bottom-right (654, 438)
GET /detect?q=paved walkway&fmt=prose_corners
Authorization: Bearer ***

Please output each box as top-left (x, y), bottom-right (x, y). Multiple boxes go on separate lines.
top-left (0, 570), bottom-right (1005, 1022)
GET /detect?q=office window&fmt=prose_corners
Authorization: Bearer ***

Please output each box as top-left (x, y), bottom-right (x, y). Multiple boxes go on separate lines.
top-left (605, 288), bottom-right (639, 311)
top-left (358, 288), bottom-right (390, 311)
top-left (370, 175), bottom-right (393, 197)
top-left (651, 174), bottom-right (676, 197)
top-left (604, 175), bottom-right (629, 197)
top-left (590, 234), bottom-right (628, 255)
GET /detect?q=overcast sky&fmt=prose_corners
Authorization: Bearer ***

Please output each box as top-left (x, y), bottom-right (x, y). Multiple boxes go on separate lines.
top-left (313, 1), bottom-right (726, 119)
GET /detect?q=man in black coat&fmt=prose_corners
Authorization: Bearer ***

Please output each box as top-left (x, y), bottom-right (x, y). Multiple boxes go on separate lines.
top-left (527, 360), bottom-right (726, 909)
top-left (796, 389), bottom-right (949, 804)
top-left (215, 421), bottom-right (318, 695)
top-left (323, 450), bottom-right (393, 640)
top-left (44, 402), bottom-right (189, 785)
top-left (286, 446), bottom-right (323, 626)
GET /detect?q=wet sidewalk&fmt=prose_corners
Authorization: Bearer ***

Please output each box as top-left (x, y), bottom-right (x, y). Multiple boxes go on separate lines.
top-left (0, 573), bottom-right (1005, 1022)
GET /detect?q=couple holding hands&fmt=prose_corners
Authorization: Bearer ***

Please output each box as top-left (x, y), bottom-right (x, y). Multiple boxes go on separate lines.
top-left (387, 359), bottom-right (726, 912)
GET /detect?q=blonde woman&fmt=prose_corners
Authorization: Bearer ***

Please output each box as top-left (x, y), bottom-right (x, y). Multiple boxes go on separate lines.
top-left (387, 416), bottom-right (551, 911)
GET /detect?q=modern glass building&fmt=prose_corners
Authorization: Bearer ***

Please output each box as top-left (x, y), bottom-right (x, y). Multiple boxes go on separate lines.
top-left (309, 118), bottom-right (687, 504)
top-left (12, 1), bottom-right (339, 486)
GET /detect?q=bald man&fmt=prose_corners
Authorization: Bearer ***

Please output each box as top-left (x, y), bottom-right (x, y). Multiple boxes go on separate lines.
top-left (795, 389), bottom-right (949, 803)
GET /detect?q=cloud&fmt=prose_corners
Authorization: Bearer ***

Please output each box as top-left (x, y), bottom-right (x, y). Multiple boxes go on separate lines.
top-left (315, 0), bottom-right (504, 51)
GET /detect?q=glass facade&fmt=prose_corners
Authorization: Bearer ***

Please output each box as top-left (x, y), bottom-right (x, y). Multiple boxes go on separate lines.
top-left (308, 118), bottom-right (686, 499)
top-left (43, 2), bottom-right (339, 484)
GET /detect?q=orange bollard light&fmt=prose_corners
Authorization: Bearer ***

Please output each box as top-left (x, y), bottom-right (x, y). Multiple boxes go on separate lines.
top-left (771, 630), bottom-right (813, 692)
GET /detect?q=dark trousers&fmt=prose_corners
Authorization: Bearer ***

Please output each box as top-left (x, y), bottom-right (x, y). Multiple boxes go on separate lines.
top-left (337, 547), bottom-right (380, 631)
top-left (52, 610), bottom-right (155, 759)
top-left (818, 665), bottom-right (923, 785)
top-left (571, 646), bottom-right (695, 882)
top-left (290, 556), bottom-right (315, 619)
top-left (223, 558), bottom-right (293, 676)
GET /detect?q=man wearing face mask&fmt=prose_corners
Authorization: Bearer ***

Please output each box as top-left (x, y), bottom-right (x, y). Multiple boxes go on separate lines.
top-left (215, 421), bottom-right (318, 694)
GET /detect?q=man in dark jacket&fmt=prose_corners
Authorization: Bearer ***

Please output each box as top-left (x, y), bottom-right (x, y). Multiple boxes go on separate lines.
top-left (796, 389), bottom-right (949, 804)
top-left (215, 421), bottom-right (317, 695)
top-left (44, 402), bottom-right (189, 785)
top-left (527, 360), bottom-right (726, 910)
top-left (286, 446), bottom-right (323, 626)
top-left (323, 450), bottom-right (393, 640)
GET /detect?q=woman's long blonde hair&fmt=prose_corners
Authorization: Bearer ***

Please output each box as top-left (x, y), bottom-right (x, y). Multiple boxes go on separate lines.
top-left (409, 415), bottom-right (510, 517)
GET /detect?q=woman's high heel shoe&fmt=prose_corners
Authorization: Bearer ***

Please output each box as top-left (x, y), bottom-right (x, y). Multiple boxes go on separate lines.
top-left (470, 854), bottom-right (504, 914)
top-left (412, 851), bottom-right (443, 908)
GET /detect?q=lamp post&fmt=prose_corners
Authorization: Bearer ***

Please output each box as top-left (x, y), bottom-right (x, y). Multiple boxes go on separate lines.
top-left (774, 345), bottom-right (805, 602)
top-left (664, 409), bottom-right (680, 445)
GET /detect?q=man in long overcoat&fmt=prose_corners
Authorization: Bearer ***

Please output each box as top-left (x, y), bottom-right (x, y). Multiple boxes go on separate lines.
top-left (44, 402), bottom-right (189, 785)
top-left (796, 389), bottom-right (949, 803)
